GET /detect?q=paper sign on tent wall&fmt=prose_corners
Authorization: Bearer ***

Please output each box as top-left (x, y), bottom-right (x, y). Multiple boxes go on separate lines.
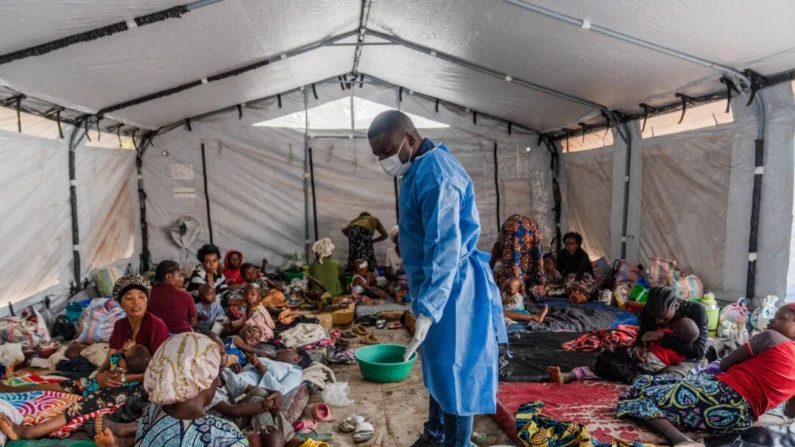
top-left (173, 187), bottom-right (196, 199)
top-left (171, 164), bottom-right (194, 180)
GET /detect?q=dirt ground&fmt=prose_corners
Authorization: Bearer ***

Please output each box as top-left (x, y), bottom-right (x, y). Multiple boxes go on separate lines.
top-left (306, 326), bottom-right (516, 447)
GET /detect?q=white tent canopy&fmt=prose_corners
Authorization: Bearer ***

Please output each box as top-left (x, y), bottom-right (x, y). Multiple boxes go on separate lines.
top-left (2, 0), bottom-right (795, 315)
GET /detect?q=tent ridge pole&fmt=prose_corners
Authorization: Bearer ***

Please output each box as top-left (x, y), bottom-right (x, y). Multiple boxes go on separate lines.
top-left (351, 0), bottom-right (373, 75)
top-left (365, 29), bottom-right (609, 112)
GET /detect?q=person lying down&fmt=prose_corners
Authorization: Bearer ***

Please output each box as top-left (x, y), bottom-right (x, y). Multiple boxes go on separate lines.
top-left (502, 277), bottom-right (549, 325)
top-left (548, 317), bottom-right (699, 384)
top-left (0, 343), bottom-right (151, 396)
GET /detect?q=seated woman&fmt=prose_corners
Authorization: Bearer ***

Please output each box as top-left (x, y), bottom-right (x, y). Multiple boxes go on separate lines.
top-left (0, 275), bottom-right (170, 441)
top-left (147, 260), bottom-right (197, 334)
top-left (492, 215), bottom-right (547, 302)
top-left (383, 226), bottom-right (409, 302)
top-left (557, 232), bottom-right (595, 303)
top-left (548, 287), bottom-right (708, 384)
top-left (307, 238), bottom-right (346, 298)
top-left (351, 259), bottom-right (385, 305)
top-left (615, 303), bottom-right (795, 447)
top-left (187, 244), bottom-right (231, 304)
top-left (132, 332), bottom-right (251, 447)
top-left (342, 212), bottom-right (388, 273)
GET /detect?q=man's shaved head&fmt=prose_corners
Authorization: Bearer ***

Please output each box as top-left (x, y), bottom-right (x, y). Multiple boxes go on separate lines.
top-left (368, 110), bottom-right (421, 162)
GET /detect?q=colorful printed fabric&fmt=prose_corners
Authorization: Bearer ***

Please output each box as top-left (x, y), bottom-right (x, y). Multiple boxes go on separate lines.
top-left (562, 325), bottom-right (639, 352)
top-left (4, 373), bottom-right (65, 387)
top-left (135, 403), bottom-right (248, 447)
top-left (516, 400), bottom-right (652, 447)
top-left (564, 272), bottom-right (597, 298)
top-left (0, 390), bottom-right (83, 425)
top-left (50, 403), bottom-right (123, 438)
top-left (59, 381), bottom-right (146, 422)
top-left (144, 332), bottom-right (222, 405)
top-left (495, 215), bottom-right (547, 300)
top-left (616, 374), bottom-right (753, 433)
top-left (347, 225), bottom-right (377, 273)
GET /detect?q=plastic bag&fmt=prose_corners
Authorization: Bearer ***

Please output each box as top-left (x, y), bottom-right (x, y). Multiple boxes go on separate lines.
top-left (750, 295), bottom-right (779, 331)
top-left (719, 297), bottom-right (749, 326)
top-left (282, 252), bottom-right (307, 273)
top-left (322, 382), bottom-right (354, 407)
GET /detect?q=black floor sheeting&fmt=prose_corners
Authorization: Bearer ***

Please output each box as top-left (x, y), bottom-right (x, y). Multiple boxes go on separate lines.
top-left (706, 425), bottom-right (795, 447)
top-left (500, 331), bottom-right (600, 382)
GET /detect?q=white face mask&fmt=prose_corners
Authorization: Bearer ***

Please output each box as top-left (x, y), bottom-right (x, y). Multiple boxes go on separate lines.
top-left (380, 136), bottom-right (412, 177)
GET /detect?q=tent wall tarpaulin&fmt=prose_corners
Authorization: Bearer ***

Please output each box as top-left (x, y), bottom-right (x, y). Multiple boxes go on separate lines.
top-left (2, 0), bottom-right (795, 312)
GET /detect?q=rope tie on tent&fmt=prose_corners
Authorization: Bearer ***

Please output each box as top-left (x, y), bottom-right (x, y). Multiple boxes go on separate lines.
top-left (7, 303), bottom-right (13, 317)
top-left (675, 93), bottom-right (698, 124)
top-left (0, 5), bottom-right (189, 66)
top-left (237, 104), bottom-right (243, 119)
top-left (359, 74), bottom-right (365, 89)
top-left (399, 87), bottom-right (403, 102)
top-left (508, 122), bottom-right (512, 135)
top-left (2, 95), bottom-right (26, 133)
top-left (578, 122), bottom-right (595, 143)
top-left (639, 103), bottom-right (658, 133)
top-left (473, 111), bottom-right (477, 125)
top-left (338, 76), bottom-right (345, 91)
top-left (56, 110), bottom-right (63, 138)
top-left (185, 118), bottom-right (192, 132)
top-left (561, 128), bottom-right (574, 152)
top-left (311, 84), bottom-right (318, 100)
top-left (131, 130), bottom-right (138, 150)
top-left (343, 75), bottom-right (352, 90)
top-left (720, 77), bottom-right (742, 113)
top-left (96, 119), bottom-right (102, 141)
top-left (744, 70), bottom-right (769, 107)
top-left (435, 99), bottom-right (440, 113)
top-left (277, 94), bottom-right (282, 108)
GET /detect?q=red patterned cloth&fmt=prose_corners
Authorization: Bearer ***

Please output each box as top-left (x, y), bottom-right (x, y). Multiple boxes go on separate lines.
top-left (562, 325), bottom-right (639, 352)
top-left (49, 403), bottom-right (124, 438)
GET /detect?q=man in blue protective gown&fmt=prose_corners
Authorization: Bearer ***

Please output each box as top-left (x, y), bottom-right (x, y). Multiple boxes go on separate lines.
top-left (367, 110), bottom-right (507, 447)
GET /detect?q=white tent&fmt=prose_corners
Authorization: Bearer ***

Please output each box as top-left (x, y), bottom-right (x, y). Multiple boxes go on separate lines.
top-left (2, 0), bottom-right (795, 315)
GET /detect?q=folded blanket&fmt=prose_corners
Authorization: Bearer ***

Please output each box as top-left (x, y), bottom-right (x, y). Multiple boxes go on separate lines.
top-left (279, 323), bottom-right (329, 348)
top-left (302, 362), bottom-right (336, 390)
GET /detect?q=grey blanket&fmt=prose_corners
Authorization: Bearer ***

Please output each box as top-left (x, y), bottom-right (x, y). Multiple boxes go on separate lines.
top-left (524, 306), bottom-right (615, 332)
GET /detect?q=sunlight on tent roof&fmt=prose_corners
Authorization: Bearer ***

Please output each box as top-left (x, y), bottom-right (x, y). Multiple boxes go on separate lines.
top-left (253, 96), bottom-right (449, 130)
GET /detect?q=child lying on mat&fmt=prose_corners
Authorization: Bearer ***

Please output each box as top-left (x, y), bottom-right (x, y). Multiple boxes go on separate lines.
top-left (0, 343), bottom-right (151, 397)
top-left (351, 259), bottom-right (385, 305)
top-left (547, 317), bottom-right (700, 384)
top-left (503, 277), bottom-right (549, 324)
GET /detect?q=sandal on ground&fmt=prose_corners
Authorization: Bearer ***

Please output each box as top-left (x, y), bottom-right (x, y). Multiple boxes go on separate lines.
top-left (294, 430), bottom-right (333, 442)
top-left (292, 419), bottom-right (317, 433)
top-left (387, 322), bottom-right (402, 330)
top-left (360, 334), bottom-right (380, 345)
top-left (353, 421), bottom-right (375, 443)
top-left (297, 438), bottom-right (330, 447)
top-left (311, 403), bottom-right (333, 422)
top-left (352, 325), bottom-right (369, 336)
top-left (339, 414), bottom-right (369, 433)
top-left (341, 331), bottom-right (357, 339)
top-left (375, 319), bottom-right (387, 330)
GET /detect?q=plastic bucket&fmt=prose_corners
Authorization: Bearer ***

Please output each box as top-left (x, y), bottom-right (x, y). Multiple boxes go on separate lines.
top-left (355, 344), bottom-right (418, 383)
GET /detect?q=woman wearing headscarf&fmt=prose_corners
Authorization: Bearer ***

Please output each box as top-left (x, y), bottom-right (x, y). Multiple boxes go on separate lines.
top-left (0, 275), bottom-right (169, 441)
top-left (307, 238), bottom-right (346, 297)
top-left (342, 212), bottom-right (388, 273)
top-left (134, 332), bottom-right (249, 446)
top-left (492, 215), bottom-right (547, 302)
top-left (556, 232), bottom-right (596, 303)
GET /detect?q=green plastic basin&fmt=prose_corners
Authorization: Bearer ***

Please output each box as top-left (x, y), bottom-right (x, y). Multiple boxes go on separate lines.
top-left (355, 344), bottom-right (418, 383)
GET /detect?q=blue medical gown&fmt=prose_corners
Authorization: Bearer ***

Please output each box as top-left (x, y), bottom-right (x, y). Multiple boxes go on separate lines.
top-left (399, 143), bottom-right (507, 416)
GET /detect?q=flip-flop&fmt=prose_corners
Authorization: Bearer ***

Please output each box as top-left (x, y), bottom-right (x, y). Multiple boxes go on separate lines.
top-left (341, 331), bottom-right (357, 339)
top-left (312, 403), bottom-right (333, 422)
top-left (387, 322), bottom-right (402, 330)
top-left (292, 419), bottom-right (318, 433)
top-left (353, 421), bottom-right (375, 443)
top-left (359, 334), bottom-right (380, 345)
top-left (339, 414), bottom-right (370, 433)
top-left (375, 319), bottom-right (387, 330)
top-left (352, 325), bottom-right (369, 336)
top-left (295, 430), bottom-right (333, 442)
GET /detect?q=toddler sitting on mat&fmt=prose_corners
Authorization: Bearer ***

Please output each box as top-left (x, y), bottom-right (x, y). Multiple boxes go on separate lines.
top-left (502, 277), bottom-right (549, 325)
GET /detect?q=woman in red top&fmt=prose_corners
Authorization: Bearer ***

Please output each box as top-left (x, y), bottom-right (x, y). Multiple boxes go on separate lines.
top-left (616, 303), bottom-right (795, 447)
top-left (0, 275), bottom-right (170, 441)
